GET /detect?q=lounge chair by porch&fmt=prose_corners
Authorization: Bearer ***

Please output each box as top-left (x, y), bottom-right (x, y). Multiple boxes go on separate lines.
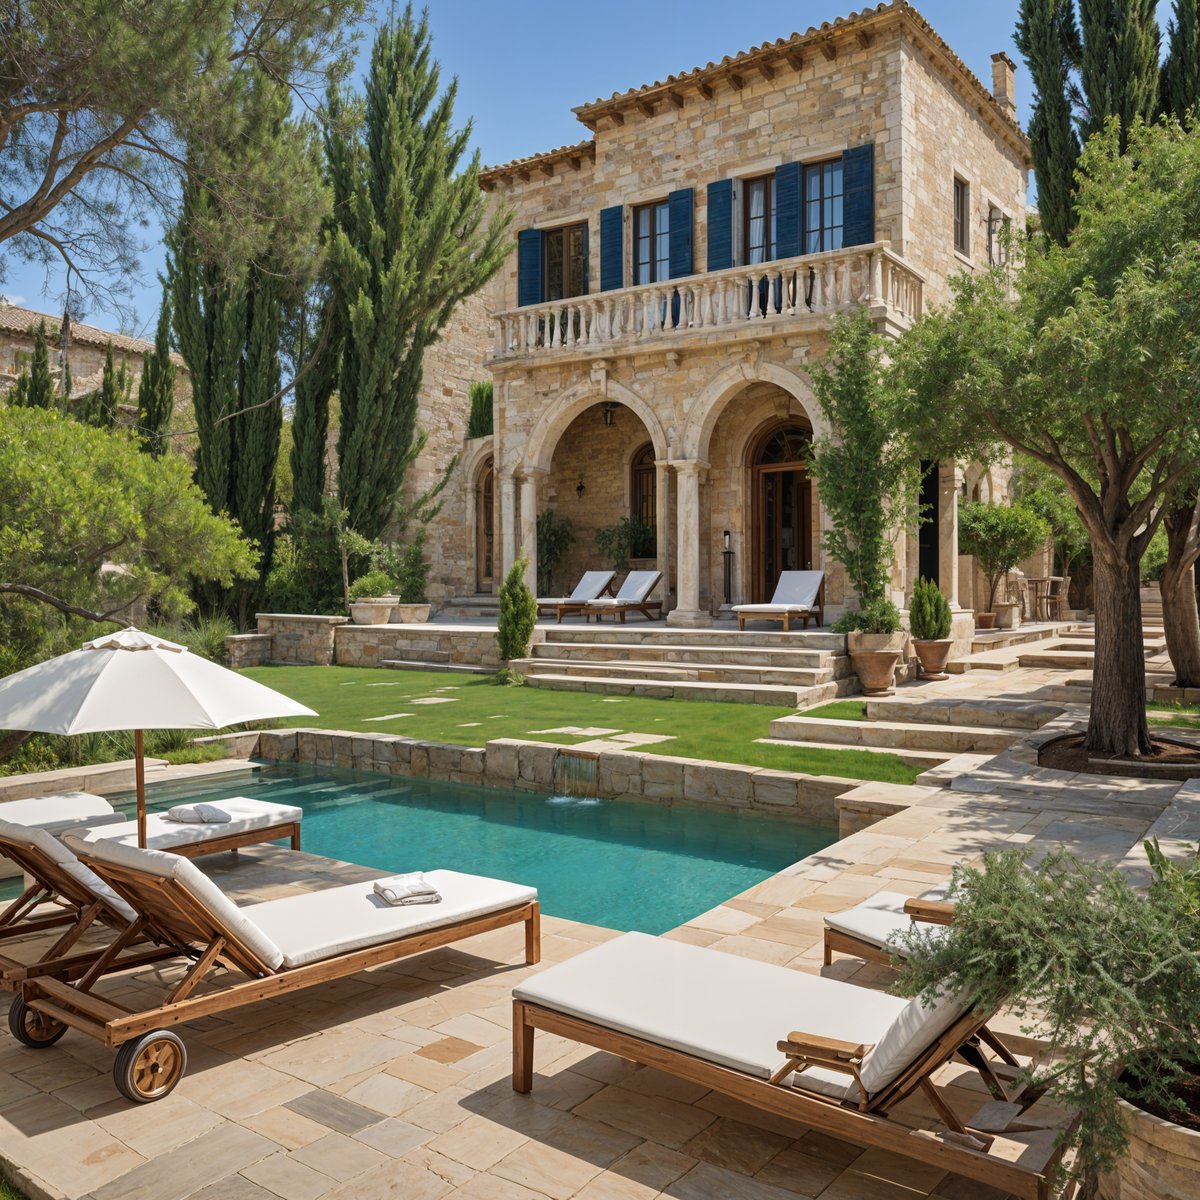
top-left (536, 570), bottom-right (616, 623)
top-left (733, 570), bottom-right (825, 630)
top-left (583, 570), bottom-right (663, 623)
top-left (11, 834), bottom-right (539, 1102)
top-left (513, 932), bottom-right (1067, 1200)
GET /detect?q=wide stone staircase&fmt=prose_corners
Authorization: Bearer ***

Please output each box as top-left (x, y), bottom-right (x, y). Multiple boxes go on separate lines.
top-left (511, 625), bottom-right (857, 707)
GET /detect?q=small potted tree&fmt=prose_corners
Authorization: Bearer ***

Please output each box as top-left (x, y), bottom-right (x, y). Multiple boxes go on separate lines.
top-left (896, 844), bottom-right (1200, 1200)
top-left (958, 500), bottom-right (1050, 630)
top-left (389, 531), bottom-right (431, 623)
top-left (347, 570), bottom-right (397, 624)
top-left (909, 576), bottom-right (954, 679)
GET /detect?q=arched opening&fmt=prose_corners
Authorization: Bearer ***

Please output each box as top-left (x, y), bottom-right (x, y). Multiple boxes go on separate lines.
top-left (750, 421), bottom-right (813, 602)
top-left (474, 457), bottom-right (495, 592)
top-left (630, 443), bottom-right (657, 557)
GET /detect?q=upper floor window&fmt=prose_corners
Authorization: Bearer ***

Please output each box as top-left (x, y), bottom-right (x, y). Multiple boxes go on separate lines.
top-left (953, 177), bottom-right (970, 257)
top-left (804, 159), bottom-right (844, 254)
top-left (743, 175), bottom-right (776, 265)
top-left (633, 200), bottom-right (670, 285)
top-left (987, 205), bottom-right (1011, 266)
top-left (545, 222), bottom-right (587, 301)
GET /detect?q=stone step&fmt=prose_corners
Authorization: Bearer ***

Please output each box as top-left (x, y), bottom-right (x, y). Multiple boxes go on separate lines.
top-left (915, 752), bottom-right (1002, 787)
top-left (1017, 648), bottom-right (1099, 669)
top-left (769, 715), bottom-right (1019, 753)
top-left (864, 697), bottom-right (1064, 730)
top-left (529, 640), bottom-right (835, 670)
top-left (523, 671), bottom-right (806, 706)
top-left (515, 657), bottom-right (834, 688)
top-left (380, 659), bottom-right (495, 675)
top-left (969, 622), bottom-right (1081, 654)
top-left (543, 626), bottom-right (846, 651)
top-left (753, 737), bottom-right (951, 768)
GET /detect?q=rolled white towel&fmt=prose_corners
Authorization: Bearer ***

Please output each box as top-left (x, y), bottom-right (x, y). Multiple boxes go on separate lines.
top-left (164, 803), bottom-right (233, 824)
top-left (373, 872), bottom-right (442, 906)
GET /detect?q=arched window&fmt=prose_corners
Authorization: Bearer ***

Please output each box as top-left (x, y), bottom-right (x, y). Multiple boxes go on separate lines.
top-left (755, 424), bottom-right (812, 466)
top-left (630, 443), bottom-right (657, 557)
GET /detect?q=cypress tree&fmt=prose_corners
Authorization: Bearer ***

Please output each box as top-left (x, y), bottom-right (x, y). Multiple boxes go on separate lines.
top-left (288, 288), bottom-right (339, 513)
top-left (60, 356), bottom-right (72, 406)
top-left (136, 296), bottom-right (177, 458)
top-left (1078, 0), bottom-right (1161, 149)
top-left (9, 321), bottom-right (56, 408)
top-left (1162, 0), bottom-right (1200, 119)
top-left (1016, 0), bottom-right (1082, 246)
top-left (327, 6), bottom-right (509, 541)
top-left (98, 342), bottom-right (131, 428)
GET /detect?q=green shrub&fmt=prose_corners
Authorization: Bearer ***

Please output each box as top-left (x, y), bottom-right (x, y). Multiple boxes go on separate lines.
top-left (393, 530), bottom-right (429, 603)
top-left (536, 508), bottom-right (573, 594)
top-left (959, 501), bottom-right (1050, 611)
top-left (595, 516), bottom-right (654, 572)
top-left (833, 597), bottom-right (902, 635)
top-left (467, 380), bottom-right (493, 438)
top-left (496, 555), bottom-right (537, 661)
top-left (909, 577), bottom-right (952, 640)
top-left (150, 615), bottom-right (235, 661)
top-left (348, 570), bottom-right (396, 602)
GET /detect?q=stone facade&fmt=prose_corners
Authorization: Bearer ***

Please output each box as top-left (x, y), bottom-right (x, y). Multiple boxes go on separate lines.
top-left (432, 1), bottom-right (1033, 626)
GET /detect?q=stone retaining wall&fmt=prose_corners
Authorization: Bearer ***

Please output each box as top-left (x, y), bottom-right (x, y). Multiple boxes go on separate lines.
top-left (256, 615), bottom-right (347, 666)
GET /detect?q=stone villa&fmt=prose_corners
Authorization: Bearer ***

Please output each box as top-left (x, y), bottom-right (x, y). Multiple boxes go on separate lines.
top-left (430, 0), bottom-right (1031, 624)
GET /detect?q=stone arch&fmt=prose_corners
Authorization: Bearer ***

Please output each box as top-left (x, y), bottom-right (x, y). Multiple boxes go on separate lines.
top-left (682, 359), bottom-right (827, 463)
top-left (524, 378), bottom-right (668, 476)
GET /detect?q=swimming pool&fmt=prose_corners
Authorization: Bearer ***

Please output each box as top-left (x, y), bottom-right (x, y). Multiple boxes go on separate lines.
top-left (100, 764), bottom-right (835, 934)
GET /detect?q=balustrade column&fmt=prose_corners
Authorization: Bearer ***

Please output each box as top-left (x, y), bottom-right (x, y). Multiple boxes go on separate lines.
top-left (655, 461), bottom-right (673, 611)
top-left (667, 461), bottom-right (711, 627)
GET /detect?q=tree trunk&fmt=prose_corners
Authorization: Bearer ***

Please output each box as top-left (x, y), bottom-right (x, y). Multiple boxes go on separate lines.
top-left (1160, 497), bottom-right (1200, 689)
top-left (1085, 551), bottom-right (1152, 757)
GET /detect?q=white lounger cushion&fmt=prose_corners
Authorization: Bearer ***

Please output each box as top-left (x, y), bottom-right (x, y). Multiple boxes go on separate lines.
top-left (247, 869), bottom-right (537, 968)
top-left (0, 817), bottom-right (136, 923)
top-left (539, 571), bottom-right (614, 605)
top-left (65, 797), bottom-right (302, 852)
top-left (734, 570), bottom-right (824, 615)
top-left (514, 931), bottom-right (967, 1103)
top-left (587, 571), bottom-right (661, 606)
top-left (0, 792), bottom-right (126, 838)
top-left (824, 887), bottom-right (952, 954)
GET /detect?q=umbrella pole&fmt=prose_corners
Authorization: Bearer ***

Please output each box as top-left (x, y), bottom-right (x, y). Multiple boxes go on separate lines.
top-left (135, 729), bottom-right (147, 849)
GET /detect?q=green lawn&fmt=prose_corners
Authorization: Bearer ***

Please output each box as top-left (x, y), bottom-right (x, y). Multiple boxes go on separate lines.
top-left (794, 700), bottom-right (868, 722)
top-left (1149, 702), bottom-right (1200, 731)
top-left (241, 666), bottom-right (922, 785)
top-left (0, 1178), bottom-right (26, 1200)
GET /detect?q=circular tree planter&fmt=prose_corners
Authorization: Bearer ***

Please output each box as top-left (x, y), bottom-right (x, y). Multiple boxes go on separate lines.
top-left (912, 638), bottom-right (953, 680)
top-left (349, 600), bottom-right (393, 625)
top-left (389, 603), bottom-right (431, 624)
top-left (1099, 1097), bottom-right (1200, 1200)
top-left (847, 632), bottom-right (905, 696)
top-left (975, 611), bottom-right (997, 630)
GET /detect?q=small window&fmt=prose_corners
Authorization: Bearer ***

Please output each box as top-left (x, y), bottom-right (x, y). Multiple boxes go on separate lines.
top-left (633, 200), bottom-right (670, 285)
top-left (743, 175), bottom-right (776, 265)
top-left (987, 205), bottom-right (1011, 266)
top-left (804, 159), bottom-right (844, 254)
top-left (544, 222), bottom-right (588, 301)
top-left (953, 177), bottom-right (970, 257)
top-left (630, 443), bottom-right (657, 556)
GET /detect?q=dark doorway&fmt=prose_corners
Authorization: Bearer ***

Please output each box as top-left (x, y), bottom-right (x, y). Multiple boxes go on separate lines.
top-left (751, 423), bottom-right (813, 602)
top-left (918, 461), bottom-right (940, 584)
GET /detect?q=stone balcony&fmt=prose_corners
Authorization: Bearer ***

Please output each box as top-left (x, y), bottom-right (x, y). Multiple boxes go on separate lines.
top-left (490, 241), bottom-right (925, 365)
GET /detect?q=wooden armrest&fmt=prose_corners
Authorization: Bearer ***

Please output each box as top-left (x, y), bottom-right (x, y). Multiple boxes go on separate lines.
top-left (777, 1032), bottom-right (871, 1062)
top-left (903, 898), bottom-right (956, 926)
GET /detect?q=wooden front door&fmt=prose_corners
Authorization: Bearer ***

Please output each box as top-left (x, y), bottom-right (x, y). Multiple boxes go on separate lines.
top-left (476, 463), bottom-right (494, 592)
top-left (751, 424), bottom-right (813, 603)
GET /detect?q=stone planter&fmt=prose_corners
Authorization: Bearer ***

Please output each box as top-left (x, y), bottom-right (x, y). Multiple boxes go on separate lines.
top-left (847, 631), bottom-right (906, 696)
top-left (912, 638), bottom-right (953, 680)
top-left (976, 611), bottom-right (997, 630)
top-left (1098, 1095), bottom-right (1200, 1200)
top-left (994, 601), bottom-right (1021, 630)
top-left (389, 603), bottom-right (431, 624)
top-left (349, 600), bottom-right (393, 626)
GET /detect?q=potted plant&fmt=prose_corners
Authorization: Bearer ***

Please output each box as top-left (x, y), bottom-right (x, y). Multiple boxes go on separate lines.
top-left (388, 531), bottom-right (431, 623)
top-left (537, 508), bottom-right (574, 596)
top-left (837, 598), bottom-right (906, 694)
top-left (896, 844), bottom-right (1200, 1199)
top-left (595, 516), bottom-right (655, 573)
top-left (347, 569), bottom-right (397, 624)
top-left (908, 576), bottom-right (954, 679)
top-left (958, 500), bottom-right (1050, 630)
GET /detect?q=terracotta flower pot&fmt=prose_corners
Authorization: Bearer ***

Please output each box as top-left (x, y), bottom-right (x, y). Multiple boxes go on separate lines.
top-left (1098, 1095), bottom-right (1200, 1200)
top-left (976, 612), bottom-right (997, 630)
top-left (912, 638), bottom-right (953, 680)
top-left (846, 632), bottom-right (906, 696)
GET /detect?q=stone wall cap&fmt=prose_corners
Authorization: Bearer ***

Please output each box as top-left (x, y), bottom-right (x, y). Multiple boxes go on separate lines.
top-left (255, 613), bottom-right (350, 624)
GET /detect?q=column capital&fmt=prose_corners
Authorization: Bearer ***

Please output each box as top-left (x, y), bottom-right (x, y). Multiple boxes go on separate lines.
top-left (670, 459), bottom-right (710, 477)
top-left (518, 466), bottom-right (549, 483)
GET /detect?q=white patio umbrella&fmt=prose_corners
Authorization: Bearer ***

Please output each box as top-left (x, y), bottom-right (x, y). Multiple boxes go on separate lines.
top-left (0, 627), bottom-right (316, 847)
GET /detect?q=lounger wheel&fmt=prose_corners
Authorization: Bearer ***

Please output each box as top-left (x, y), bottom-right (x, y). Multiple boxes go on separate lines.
top-left (7, 995), bottom-right (68, 1048)
top-left (113, 1030), bottom-right (187, 1102)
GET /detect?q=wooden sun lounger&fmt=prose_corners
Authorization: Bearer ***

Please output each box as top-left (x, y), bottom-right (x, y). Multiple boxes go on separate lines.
top-left (13, 838), bottom-right (540, 1102)
top-left (583, 570), bottom-right (664, 623)
top-left (536, 570), bottom-right (615, 623)
top-left (734, 571), bottom-right (825, 631)
top-left (511, 933), bottom-right (1069, 1200)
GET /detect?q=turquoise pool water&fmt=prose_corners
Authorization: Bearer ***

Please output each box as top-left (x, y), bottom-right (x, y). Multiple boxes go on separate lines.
top-left (90, 763), bottom-right (834, 934)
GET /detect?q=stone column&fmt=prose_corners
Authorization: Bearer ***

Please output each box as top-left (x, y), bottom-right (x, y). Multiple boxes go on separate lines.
top-left (655, 460), bottom-right (672, 609)
top-left (499, 473), bottom-right (517, 580)
top-left (938, 460), bottom-right (963, 608)
top-left (519, 471), bottom-right (542, 593)
top-left (667, 460), bottom-right (711, 627)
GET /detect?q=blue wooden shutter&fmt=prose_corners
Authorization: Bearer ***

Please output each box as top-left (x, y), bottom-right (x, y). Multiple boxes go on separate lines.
top-left (774, 162), bottom-right (803, 259)
top-left (668, 188), bottom-right (694, 278)
top-left (599, 206), bottom-right (623, 291)
top-left (841, 144), bottom-right (875, 247)
top-left (706, 179), bottom-right (733, 271)
top-left (517, 229), bottom-right (544, 306)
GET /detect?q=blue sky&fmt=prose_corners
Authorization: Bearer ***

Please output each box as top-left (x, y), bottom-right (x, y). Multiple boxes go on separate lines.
top-left (0, 0), bottom-right (1176, 336)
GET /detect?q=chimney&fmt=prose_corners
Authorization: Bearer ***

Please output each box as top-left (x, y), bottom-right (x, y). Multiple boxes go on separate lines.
top-left (991, 52), bottom-right (1017, 119)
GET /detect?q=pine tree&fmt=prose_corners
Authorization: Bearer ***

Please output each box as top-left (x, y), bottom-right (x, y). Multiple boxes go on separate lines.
top-left (1078, 0), bottom-right (1161, 149)
top-left (9, 321), bottom-right (57, 408)
top-left (327, 6), bottom-right (509, 541)
top-left (136, 296), bottom-right (177, 458)
top-left (1162, 0), bottom-right (1200, 119)
top-left (1017, 0), bottom-right (1083, 246)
